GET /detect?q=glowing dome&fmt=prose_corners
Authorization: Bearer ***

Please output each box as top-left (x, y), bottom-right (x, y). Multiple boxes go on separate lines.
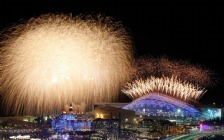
top-left (123, 93), bottom-right (201, 117)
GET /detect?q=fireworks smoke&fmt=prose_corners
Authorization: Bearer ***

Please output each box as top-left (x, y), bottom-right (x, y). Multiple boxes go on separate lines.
top-left (0, 14), bottom-right (133, 115)
top-left (122, 76), bottom-right (206, 101)
top-left (132, 57), bottom-right (214, 87)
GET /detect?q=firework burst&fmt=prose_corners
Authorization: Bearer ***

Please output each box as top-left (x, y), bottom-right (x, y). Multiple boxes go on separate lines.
top-left (122, 76), bottom-right (206, 101)
top-left (131, 57), bottom-right (214, 87)
top-left (123, 57), bottom-right (213, 101)
top-left (0, 14), bottom-right (133, 115)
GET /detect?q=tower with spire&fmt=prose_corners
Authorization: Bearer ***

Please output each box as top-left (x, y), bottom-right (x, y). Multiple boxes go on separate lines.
top-left (68, 103), bottom-right (74, 114)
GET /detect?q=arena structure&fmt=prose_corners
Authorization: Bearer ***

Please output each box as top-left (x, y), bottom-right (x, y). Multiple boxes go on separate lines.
top-left (120, 57), bottom-right (214, 122)
top-left (123, 93), bottom-right (201, 118)
top-left (91, 58), bottom-right (220, 126)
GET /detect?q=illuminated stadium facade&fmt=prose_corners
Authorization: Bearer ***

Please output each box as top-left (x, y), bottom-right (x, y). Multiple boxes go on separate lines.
top-left (119, 75), bottom-right (211, 123)
top-left (123, 93), bottom-right (201, 119)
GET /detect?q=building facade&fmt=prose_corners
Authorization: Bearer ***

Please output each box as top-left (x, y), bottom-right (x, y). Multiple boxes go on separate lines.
top-left (51, 104), bottom-right (91, 132)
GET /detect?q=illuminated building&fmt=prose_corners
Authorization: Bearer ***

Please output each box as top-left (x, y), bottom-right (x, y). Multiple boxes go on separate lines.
top-left (92, 105), bottom-right (135, 135)
top-left (93, 95), bottom-right (223, 125)
top-left (93, 106), bottom-right (135, 122)
top-left (123, 93), bottom-right (201, 118)
top-left (51, 104), bottom-right (91, 132)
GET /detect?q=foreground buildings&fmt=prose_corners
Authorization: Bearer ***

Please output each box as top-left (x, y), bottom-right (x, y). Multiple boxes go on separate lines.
top-left (51, 104), bottom-right (91, 132)
top-left (28, 91), bottom-right (224, 134)
top-left (1, 93), bottom-right (223, 139)
top-left (90, 92), bottom-right (223, 138)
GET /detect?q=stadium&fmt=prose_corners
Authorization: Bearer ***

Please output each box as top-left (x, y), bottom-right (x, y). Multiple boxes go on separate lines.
top-left (94, 58), bottom-right (221, 124)
top-left (123, 93), bottom-right (201, 118)
top-left (94, 86), bottom-right (221, 125)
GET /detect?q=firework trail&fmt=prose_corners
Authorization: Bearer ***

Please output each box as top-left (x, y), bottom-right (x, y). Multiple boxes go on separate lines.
top-left (122, 76), bottom-right (206, 101)
top-left (0, 14), bottom-right (133, 115)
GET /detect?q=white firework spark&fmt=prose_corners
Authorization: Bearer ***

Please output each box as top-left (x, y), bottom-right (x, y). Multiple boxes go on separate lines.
top-left (122, 76), bottom-right (206, 101)
top-left (0, 14), bottom-right (133, 115)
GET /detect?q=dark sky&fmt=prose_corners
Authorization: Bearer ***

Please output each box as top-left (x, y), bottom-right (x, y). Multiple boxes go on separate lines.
top-left (0, 2), bottom-right (223, 106)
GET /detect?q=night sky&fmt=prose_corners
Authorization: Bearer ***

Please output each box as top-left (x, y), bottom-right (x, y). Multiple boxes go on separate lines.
top-left (0, 2), bottom-right (223, 106)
